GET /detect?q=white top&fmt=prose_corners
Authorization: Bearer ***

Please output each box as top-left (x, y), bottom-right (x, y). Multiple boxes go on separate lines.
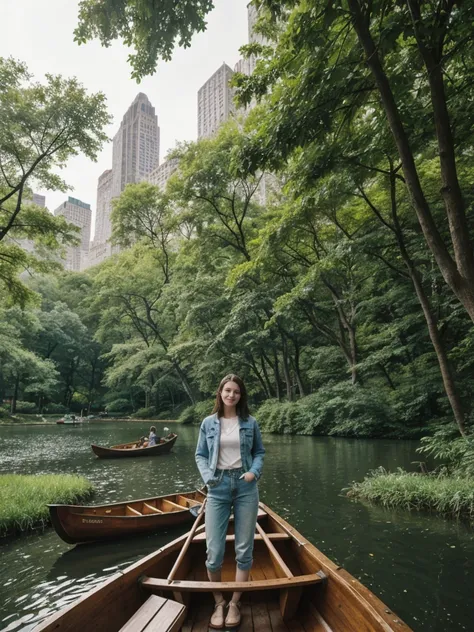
top-left (216, 416), bottom-right (242, 470)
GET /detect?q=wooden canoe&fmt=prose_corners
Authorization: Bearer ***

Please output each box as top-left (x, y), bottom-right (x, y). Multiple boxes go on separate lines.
top-left (33, 502), bottom-right (413, 632)
top-left (49, 489), bottom-right (207, 545)
top-left (91, 433), bottom-right (177, 458)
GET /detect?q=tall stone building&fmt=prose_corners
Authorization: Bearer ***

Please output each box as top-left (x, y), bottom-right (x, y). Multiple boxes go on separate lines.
top-left (86, 169), bottom-right (114, 268)
top-left (53, 197), bottom-right (91, 272)
top-left (145, 158), bottom-right (180, 191)
top-left (93, 169), bottom-right (113, 246)
top-left (247, 4), bottom-right (269, 75)
top-left (197, 63), bottom-right (236, 139)
top-left (32, 193), bottom-right (46, 207)
top-left (85, 94), bottom-right (160, 268)
top-left (112, 93), bottom-right (160, 197)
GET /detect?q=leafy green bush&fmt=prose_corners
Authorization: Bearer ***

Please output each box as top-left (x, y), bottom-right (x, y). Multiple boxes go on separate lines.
top-left (156, 409), bottom-right (173, 420)
top-left (43, 403), bottom-right (68, 414)
top-left (255, 383), bottom-right (394, 437)
top-left (177, 400), bottom-right (215, 425)
top-left (131, 406), bottom-right (157, 419)
top-left (0, 405), bottom-right (9, 419)
top-left (105, 398), bottom-right (132, 413)
top-left (418, 424), bottom-right (474, 477)
top-left (15, 401), bottom-right (37, 414)
top-left (177, 405), bottom-right (197, 424)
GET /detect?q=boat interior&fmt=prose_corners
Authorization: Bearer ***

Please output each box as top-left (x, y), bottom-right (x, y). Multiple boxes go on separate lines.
top-left (137, 511), bottom-right (334, 632)
top-left (69, 491), bottom-right (206, 517)
top-left (36, 505), bottom-right (409, 632)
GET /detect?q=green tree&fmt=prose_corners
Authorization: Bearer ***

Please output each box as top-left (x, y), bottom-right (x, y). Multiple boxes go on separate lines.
top-left (0, 57), bottom-right (110, 304)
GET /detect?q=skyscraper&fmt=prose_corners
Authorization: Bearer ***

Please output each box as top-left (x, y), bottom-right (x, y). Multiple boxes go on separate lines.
top-left (94, 169), bottom-right (113, 246)
top-left (197, 63), bottom-right (236, 139)
top-left (145, 158), bottom-right (180, 191)
top-left (85, 94), bottom-right (160, 268)
top-left (112, 93), bottom-right (160, 197)
top-left (53, 197), bottom-right (91, 272)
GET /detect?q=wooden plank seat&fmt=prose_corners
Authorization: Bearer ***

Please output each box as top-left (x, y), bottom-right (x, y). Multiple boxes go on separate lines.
top-left (140, 573), bottom-right (325, 594)
top-left (126, 505), bottom-right (142, 516)
top-left (162, 499), bottom-right (185, 512)
top-left (177, 496), bottom-right (201, 508)
top-left (118, 595), bottom-right (186, 632)
top-left (192, 532), bottom-right (291, 542)
top-left (143, 503), bottom-right (163, 514)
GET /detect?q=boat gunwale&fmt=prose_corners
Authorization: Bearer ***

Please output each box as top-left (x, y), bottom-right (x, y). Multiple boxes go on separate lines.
top-left (48, 488), bottom-right (205, 512)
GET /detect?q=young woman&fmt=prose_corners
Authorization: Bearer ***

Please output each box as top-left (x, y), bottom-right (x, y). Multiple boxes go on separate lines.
top-left (195, 374), bottom-right (265, 629)
top-left (148, 426), bottom-right (157, 447)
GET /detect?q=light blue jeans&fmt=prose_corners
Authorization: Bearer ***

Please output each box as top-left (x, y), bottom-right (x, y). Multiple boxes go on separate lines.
top-left (205, 467), bottom-right (259, 572)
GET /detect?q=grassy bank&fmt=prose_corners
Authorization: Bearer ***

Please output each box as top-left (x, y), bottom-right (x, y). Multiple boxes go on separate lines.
top-left (346, 467), bottom-right (474, 522)
top-left (0, 474), bottom-right (95, 538)
top-left (0, 414), bottom-right (58, 425)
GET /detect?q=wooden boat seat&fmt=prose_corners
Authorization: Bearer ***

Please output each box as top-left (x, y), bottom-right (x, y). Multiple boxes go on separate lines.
top-left (118, 595), bottom-right (186, 632)
top-left (192, 532), bottom-right (291, 542)
top-left (140, 573), bottom-right (325, 594)
top-left (126, 505), bottom-right (142, 516)
top-left (143, 503), bottom-right (163, 514)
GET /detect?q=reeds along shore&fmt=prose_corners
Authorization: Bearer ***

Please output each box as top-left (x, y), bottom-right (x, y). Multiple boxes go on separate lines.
top-left (0, 474), bottom-right (94, 538)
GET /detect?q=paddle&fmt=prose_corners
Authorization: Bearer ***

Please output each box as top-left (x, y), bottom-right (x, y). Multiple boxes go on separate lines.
top-left (167, 496), bottom-right (207, 584)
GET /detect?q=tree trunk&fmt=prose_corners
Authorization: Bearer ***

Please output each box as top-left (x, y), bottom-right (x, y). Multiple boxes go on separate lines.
top-left (272, 350), bottom-right (282, 401)
top-left (406, 0), bottom-right (474, 282)
top-left (280, 334), bottom-right (293, 401)
top-left (260, 354), bottom-right (275, 398)
top-left (387, 169), bottom-right (468, 437)
top-left (290, 340), bottom-right (305, 397)
top-left (11, 375), bottom-right (19, 414)
top-left (172, 361), bottom-right (196, 405)
top-left (348, 0), bottom-right (474, 322)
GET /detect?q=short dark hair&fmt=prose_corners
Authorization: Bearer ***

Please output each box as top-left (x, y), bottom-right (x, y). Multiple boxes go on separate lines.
top-left (212, 374), bottom-right (250, 419)
top-left (150, 426), bottom-right (156, 432)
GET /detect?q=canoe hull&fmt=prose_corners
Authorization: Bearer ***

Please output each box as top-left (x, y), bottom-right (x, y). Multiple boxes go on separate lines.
top-left (48, 490), bottom-right (206, 545)
top-left (34, 502), bottom-right (413, 632)
top-left (91, 433), bottom-right (177, 458)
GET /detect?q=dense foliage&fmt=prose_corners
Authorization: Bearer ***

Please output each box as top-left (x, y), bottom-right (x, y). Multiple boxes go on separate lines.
top-left (2, 3), bottom-right (474, 461)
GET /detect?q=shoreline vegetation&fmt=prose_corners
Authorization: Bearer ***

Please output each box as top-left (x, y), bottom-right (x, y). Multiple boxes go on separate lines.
top-left (346, 467), bottom-right (474, 523)
top-left (0, 474), bottom-right (95, 538)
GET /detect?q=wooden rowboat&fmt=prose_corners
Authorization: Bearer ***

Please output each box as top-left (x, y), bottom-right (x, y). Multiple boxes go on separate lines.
top-left (91, 433), bottom-right (177, 458)
top-left (49, 489), bottom-right (207, 545)
top-left (34, 502), bottom-right (412, 632)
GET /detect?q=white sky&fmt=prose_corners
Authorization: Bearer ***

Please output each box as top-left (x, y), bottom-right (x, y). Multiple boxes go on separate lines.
top-left (0, 0), bottom-right (249, 237)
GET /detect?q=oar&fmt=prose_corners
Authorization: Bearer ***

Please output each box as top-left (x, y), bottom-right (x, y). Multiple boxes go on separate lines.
top-left (167, 496), bottom-right (208, 584)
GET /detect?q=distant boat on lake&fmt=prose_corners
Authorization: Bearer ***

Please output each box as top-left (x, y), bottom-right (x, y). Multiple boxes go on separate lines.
top-left (91, 433), bottom-right (177, 458)
top-left (56, 415), bottom-right (85, 425)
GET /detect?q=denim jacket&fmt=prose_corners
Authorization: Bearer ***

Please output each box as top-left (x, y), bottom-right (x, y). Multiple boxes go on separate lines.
top-left (195, 413), bottom-right (265, 487)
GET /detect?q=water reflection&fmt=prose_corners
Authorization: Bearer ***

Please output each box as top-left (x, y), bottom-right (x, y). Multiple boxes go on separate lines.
top-left (0, 423), bottom-right (473, 632)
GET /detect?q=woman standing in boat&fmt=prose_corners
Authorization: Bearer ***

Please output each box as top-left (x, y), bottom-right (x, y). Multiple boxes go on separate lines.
top-left (195, 374), bottom-right (265, 629)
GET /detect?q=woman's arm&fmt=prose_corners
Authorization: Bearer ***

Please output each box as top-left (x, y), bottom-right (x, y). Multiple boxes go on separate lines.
top-left (249, 421), bottom-right (265, 481)
top-left (195, 421), bottom-right (213, 484)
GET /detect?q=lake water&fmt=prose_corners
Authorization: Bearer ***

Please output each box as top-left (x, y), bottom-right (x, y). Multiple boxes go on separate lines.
top-left (0, 422), bottom-right (473, 631)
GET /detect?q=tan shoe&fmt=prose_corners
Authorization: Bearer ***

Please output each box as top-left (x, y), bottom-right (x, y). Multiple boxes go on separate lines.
top-left (209, 600), bottom-right (226, 629)
top-left (225, 601), bottom-right (241, 628)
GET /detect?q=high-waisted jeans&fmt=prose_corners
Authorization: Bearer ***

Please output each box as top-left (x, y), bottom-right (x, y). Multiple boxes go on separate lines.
top-left (205, 467), bottom-right (259, 572)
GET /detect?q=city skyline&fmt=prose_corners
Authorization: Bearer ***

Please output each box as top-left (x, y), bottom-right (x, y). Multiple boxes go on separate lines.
top-left (0, 0), bottom-right (249, 234)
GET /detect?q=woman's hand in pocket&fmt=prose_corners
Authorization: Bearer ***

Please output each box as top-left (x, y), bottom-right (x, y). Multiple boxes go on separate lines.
top-left (242, 472), bottom-right (255, 482)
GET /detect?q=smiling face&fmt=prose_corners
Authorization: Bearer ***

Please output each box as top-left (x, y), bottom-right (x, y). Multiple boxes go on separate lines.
top-left (220, 380), bottom-right (241, 410)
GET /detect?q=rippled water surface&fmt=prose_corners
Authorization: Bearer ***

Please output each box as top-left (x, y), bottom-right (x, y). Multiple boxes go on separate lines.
top-left (0, 422), bottom-right (473, 632)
